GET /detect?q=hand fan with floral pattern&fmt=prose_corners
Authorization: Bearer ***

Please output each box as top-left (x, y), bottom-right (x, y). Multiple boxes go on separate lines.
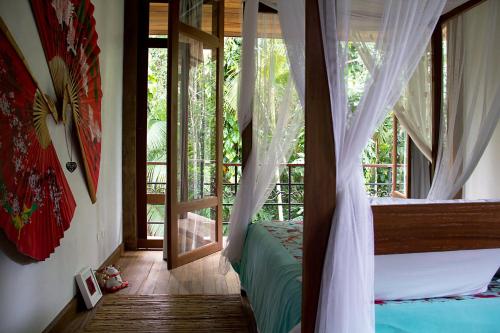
top-left (0, 18), bottom-right (76, 261)
top-left (31, 0), bottom-right (102, 203)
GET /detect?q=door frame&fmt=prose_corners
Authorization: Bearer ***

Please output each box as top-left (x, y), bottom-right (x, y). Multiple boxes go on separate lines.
top-left (136, 0), bottom-right (170, 249)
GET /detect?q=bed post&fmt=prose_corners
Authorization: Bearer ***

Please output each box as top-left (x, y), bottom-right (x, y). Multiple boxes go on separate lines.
top-left (241, 123), bottom-right (252, 169)
top-left (430, 26), bottom-right (442, 176)
top-left (303, 1), bottom-right (336, 332)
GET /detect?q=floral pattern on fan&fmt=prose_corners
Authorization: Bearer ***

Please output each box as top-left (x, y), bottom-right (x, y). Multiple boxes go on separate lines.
top-left (0, 84), bottom-right (43, 228)
top-left (0, 18), bottom-right (76, 260)
top-left (31, 0), bottom-right (102, 203)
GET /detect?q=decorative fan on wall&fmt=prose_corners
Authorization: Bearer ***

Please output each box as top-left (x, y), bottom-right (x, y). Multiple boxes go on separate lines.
top-left (30, 0), bottom-right (102, 203)
top-left (0, 18), bottom-right (76, 261)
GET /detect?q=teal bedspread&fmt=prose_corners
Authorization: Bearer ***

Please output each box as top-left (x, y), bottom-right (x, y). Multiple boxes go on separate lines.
top-left (234, 221), bottom-right (302, 333)
top-left (376, 279), bottom-right (500, 333)
top-left (235, 220), bottom-right (500, 333)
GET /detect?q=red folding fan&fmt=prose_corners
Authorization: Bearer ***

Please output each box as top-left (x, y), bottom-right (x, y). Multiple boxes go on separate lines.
top-left (31, 0), bottom-right (102, 203)
top-left (0, 19), bottom-right (76, 261)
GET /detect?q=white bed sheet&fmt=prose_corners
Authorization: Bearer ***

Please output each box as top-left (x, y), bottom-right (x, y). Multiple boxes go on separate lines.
top-left (375, 249), bottom-right (500, 300)
top-left (370, 197), bottom-right (500, 299)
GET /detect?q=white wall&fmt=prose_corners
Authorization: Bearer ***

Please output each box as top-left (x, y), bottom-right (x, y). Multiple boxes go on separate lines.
top-left (465, 121), bottom-right (500, 199)
top-left (0, 1), bottom-right (124, 332)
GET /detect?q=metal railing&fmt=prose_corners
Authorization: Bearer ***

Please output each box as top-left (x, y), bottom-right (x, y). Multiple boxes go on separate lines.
top-left (145, 161), bottom-right (406, 226)
top-left (222, 163), bottom-right (305, 222)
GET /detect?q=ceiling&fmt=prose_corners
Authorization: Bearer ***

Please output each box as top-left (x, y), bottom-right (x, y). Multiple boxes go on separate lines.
top-left (149, 0), bottom-right (277, 37)
top-left (148, 0), bottom-right (474, 38)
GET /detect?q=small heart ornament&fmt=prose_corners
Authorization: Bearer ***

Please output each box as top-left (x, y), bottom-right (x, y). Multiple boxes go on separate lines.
top-left (66, 161), bottom-right (77, 173)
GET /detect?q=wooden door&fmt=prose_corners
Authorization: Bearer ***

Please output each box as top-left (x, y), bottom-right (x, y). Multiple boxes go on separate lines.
top-left (166, 0), bottom-right (224, 269)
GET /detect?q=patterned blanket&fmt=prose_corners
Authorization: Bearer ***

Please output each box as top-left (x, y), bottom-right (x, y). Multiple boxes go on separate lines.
top-left (259, 220), bottom-right (303, 264)
top-left (258, 219), bottom-right (500, 303)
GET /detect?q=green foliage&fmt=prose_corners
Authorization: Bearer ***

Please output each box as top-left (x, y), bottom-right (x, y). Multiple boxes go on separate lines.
top-left (347, 43), bottom-right (370, 112)
top-left (346, 43), bottom-right (408, 197)
top-left (223, 38), bottom-right (243, 164)
top-left (144, 37), bottom-right (407, 238)
top-left (146, 48), bottom-right (168, 238)
top-left (222, 37), bottom-right (305, 225)
top-left (180, 45), bottom-right (218, 201)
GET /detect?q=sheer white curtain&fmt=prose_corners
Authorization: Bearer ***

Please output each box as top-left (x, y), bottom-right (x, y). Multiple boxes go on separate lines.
top-left (394, 47), bottom-right (433, 161)
top-left (397, 48), bottom-right (433, 198)
top-left (317, 1), bottom-right (445, 332)
top-left (428, 0), bottom-right (500, 200)
top-left (221, 0), bottom-right (305, 266)
top-left (358, 44), bottom-right (433, 162)
top-left (410, 142), bottom-right (431, 198)
top-left (359, 43), bottom-right (433, 199)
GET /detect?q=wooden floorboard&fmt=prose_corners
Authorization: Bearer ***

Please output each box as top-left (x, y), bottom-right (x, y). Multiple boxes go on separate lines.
top-left (63, 251), bottom-right (243, 332)
top-left (113, 250), bottom-right (241, 295)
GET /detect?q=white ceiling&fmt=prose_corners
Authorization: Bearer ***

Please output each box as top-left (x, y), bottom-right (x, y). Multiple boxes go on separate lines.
top-left (347, 0), bottom-right (472, 40)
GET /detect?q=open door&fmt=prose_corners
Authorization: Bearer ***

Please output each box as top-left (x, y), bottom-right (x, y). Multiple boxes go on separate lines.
top-left (166, 0), bottom-right (224, 269)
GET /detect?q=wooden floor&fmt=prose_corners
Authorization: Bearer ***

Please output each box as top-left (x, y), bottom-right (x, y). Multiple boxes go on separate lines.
top-left (61, 251), bottom-right (246, 333)
top-left (114, 250), bottom-right (241, 295)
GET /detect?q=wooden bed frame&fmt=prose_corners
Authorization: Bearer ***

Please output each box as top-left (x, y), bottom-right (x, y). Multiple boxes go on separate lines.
top-left (234, 0), bottom-right (498, 331)
top-left (373, 202), bottom-right (500, 255)
top-left (301, 0), bottom-right (499, 331)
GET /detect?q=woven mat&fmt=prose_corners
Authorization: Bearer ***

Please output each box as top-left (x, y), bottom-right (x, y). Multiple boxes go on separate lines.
top-left (83, 294), bottom-right (254, 333)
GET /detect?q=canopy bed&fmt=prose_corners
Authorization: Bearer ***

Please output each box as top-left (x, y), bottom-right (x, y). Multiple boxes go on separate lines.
top-left (220, 0), bottom-right (500, 332)
top-left (236, 200), bottom-right (500, 332)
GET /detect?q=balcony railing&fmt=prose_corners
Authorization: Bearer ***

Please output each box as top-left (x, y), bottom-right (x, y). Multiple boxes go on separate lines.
top-left (363, 163), bottom-right (407, 198)
top-left (145, 161), bottom-right (406, 230)
top-left (222, 163), bottom-right (305, 222)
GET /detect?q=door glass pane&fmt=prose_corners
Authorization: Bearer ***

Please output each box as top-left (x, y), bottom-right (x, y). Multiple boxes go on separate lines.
top-left (147, 47), bottom-right (168, 239)
top-left (180, 0), bottom-right (218, 36)
top-left (178, 207), bottom-right (217, 254)
top-left (149, 2), bottom-right (169, 38)
top-left (147, 204), bottom-right (165, 238)
top-left (177, 34), bottom-right (217, 202)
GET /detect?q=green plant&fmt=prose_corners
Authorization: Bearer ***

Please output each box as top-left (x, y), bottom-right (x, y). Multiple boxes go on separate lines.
top-left (144, 37), bottom-right (407, 238)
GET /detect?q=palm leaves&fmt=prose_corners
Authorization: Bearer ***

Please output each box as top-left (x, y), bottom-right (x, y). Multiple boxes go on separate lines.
top-left (146, 49), bottom-right (168, 237)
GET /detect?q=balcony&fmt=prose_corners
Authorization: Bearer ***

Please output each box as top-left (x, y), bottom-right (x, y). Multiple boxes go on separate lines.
top-left (145, 161), bottom-right (405, 237)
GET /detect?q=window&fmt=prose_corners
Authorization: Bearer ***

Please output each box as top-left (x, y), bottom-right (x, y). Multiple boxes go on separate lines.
top-left (362, 113), bottom-right (409, 198)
